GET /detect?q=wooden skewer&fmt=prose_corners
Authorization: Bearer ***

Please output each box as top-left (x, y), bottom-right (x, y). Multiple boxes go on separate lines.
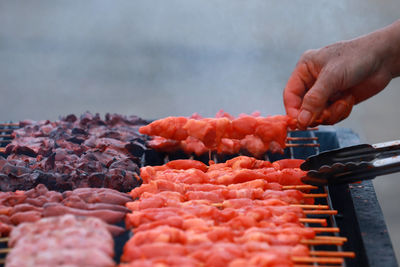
top-left (289, 127), bottom-right (319, 132)
top-left (0, 123), bottom-right (19, 127)
top-left (0, 148), bottom-right (5, 153)
top-left (292, 256), bottom-right (343, 264)
top-left (309, 251), bottom-right (355, 258)
top-left (282, 185), bottom-right (318, 190)
top-left (304, 210), bottom-right (338, 215)
top-left (299, 218), bottom-right (327, 226)
top-left (286, 137), bottom-right (318, 141)
top-left (315, 236), bottom-right (347, 242)
top-left (301, 239), bottom-right (345, 245)
top-left (212, 203), bottom-right (332, 211)
top-left (291, 204), bottom-right (329, 210)
top-left (0, 129), bottom-right (13, 133)
top-left (0, 237), bottom-right (9, 242)
top-left (0, 248), bottom-right (11, 253)
top-left (0, 259), bottom-right (5, 264)
top-left (0, 134), bottom-right (12, 138)
top-left (310, 227), bottom-right (340, 233)
top-left (0, 140), bottom-right (11, 143)
top-left (303, 193), bottom-right (328, 198)
top-left (286, 143), bottom-right (320, 147)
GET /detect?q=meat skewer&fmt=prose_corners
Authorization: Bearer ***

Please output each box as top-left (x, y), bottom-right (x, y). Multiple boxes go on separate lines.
top-left (6, 215), bottom-right (116, 267)
top-left (140, 112), bottom-right (305, 157)
top-left (0, 184), bottom-right (131, 237)
top-left (121, 155), bottom-right (352, 266)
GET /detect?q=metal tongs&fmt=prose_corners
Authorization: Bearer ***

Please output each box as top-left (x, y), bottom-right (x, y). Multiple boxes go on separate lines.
top-left (300, 140), bottom-right (400, 185)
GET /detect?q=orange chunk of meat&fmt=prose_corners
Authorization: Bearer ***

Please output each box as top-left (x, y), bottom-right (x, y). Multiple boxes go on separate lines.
top-left (181, 136), bottom-right (208, 156)
top-left (147, 136), bottom-right (180, 152)
top-left (121, 242), bottom-right (188, 262)
top-left (274, 158), bottom-right (304, 170)
top-left (231, 115), bottom-right (258, 139)
top-left (139, 117), bottom-right (188, 140)
top-left (166, 159), bottom-right (208, 172)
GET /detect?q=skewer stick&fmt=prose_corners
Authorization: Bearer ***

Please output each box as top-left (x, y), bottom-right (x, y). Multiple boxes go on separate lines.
top-left (0, 259), bottom-right (5, 264)
top-left (212, 203), bottom-right (331, 211)
top-left (315, 236), bottom-right (347, 242)
top-left (0, 237), bottom-right (9, 242)
top-left (289, 127), bottom-right (319, 132)
top-left (0, 123), bottom-right (19, 127)
top-left (290, 204), bottom-right (329, 210)
top-left (0, 248), bottom-right (11, 253)
top-left (310, 227), bottom-right (340, 233)
top-left (286, 137), bottom-right (318, 141)
top-left (292, 256), bottom-right (343, 264)
top-left (299, 218), bottom-right (327, 226)
top-left (303, 193), bottom-right (328, 198)
top-left (0, 148), bottom-right (5, 153)
top-left (309, 251), bottom-right (355, 258)
top-left (0, 140), bottom-right (11, 143)
top-left (0, 134), bottom-right (12, 138)
top-left (286, 143), bottom-right (320, 147)
top-left (301, 239), bottom-right (345, 245)
top-left (304, 210), bottom-right (338, 215)
top-left (282, 185), bottom-right (318, 190)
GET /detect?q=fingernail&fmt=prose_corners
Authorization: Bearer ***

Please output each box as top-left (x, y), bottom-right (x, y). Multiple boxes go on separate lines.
top-left (298, 110), bottom-right (312, 126)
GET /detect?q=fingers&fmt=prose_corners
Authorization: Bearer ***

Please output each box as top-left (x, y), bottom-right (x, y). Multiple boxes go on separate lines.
top-left (283, 62), bottom-right (317, 119)
top-left (312, 94), bottom-right (355, 126)
top-left (297, 68), bottom-right (338, 129)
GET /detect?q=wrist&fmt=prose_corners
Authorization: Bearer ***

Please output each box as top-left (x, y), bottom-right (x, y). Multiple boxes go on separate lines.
top-left (375, 20), bottom-right (400, 78)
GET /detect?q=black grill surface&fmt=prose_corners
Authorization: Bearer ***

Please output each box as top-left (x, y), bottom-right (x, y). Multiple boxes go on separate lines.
top-left (0, 125), bottom-right (397, 267)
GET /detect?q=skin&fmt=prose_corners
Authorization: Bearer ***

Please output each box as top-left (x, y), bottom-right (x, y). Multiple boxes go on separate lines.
top-left (284, 20), bottom-right (400, 129)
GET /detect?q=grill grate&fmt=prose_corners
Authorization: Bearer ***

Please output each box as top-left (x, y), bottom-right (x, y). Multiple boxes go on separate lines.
top-left (0, 123), bottom-right (396, 266)
top-left (288, 130), bottom-right (348, 267)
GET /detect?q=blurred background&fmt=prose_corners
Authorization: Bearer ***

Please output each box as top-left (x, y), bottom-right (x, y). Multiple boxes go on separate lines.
top-left (0, 0), bottom-right (399, 260)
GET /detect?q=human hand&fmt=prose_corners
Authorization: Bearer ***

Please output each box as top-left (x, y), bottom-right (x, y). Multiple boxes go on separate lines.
top-left (283, 20), bottom-right (400, 129)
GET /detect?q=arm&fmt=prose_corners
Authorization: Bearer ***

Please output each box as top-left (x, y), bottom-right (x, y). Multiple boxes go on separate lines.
top-left (283, 19), bottom-right (400, 129)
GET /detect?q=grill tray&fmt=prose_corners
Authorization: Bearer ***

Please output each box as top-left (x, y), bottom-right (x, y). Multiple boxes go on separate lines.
top-left (0, 125), bottom-right (397, 267)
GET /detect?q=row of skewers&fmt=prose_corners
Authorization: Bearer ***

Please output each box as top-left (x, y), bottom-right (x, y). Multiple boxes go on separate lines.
top-left (140, 111), bottom-right (318, 157)
top-left (120, 156), bottom-right (354, 266)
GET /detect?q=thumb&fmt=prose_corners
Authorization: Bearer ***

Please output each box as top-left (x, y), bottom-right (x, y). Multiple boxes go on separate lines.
top-left (297, 70), bottom-right (337, 128)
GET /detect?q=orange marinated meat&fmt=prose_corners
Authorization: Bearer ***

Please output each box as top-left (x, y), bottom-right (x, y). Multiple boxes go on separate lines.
top-left (123, 155), bottom-right (316, 266)
top-left (165, 159), bottom-right (208, 172)
top-left (141, 112), bottom-right (298, 157)
top-left (119, 256), bottom-right (200, 267)
top-left (231, 115), bottom-right (258, 139)
top-left (139, 117), bottom-right (188, 140)
top-left (147, 136), bottom-right (180, 153)
top-left (121, 243), bottom-right (188, 262)
top-left (180, 136), bottom-right (208, 156)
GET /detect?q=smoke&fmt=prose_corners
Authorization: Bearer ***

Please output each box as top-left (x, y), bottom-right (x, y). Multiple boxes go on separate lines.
top-left (0, 0), bottom-right (398, 121)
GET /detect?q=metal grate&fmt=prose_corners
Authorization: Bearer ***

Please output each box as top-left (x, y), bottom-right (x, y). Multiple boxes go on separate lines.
top-left (0, 123), bottom-right (16, 153)
top-left (0, 123), bottom-right (396, 266)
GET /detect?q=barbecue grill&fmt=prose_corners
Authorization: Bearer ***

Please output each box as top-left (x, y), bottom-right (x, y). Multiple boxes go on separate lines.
top-left (0, 123), bottom-right (397, 267)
